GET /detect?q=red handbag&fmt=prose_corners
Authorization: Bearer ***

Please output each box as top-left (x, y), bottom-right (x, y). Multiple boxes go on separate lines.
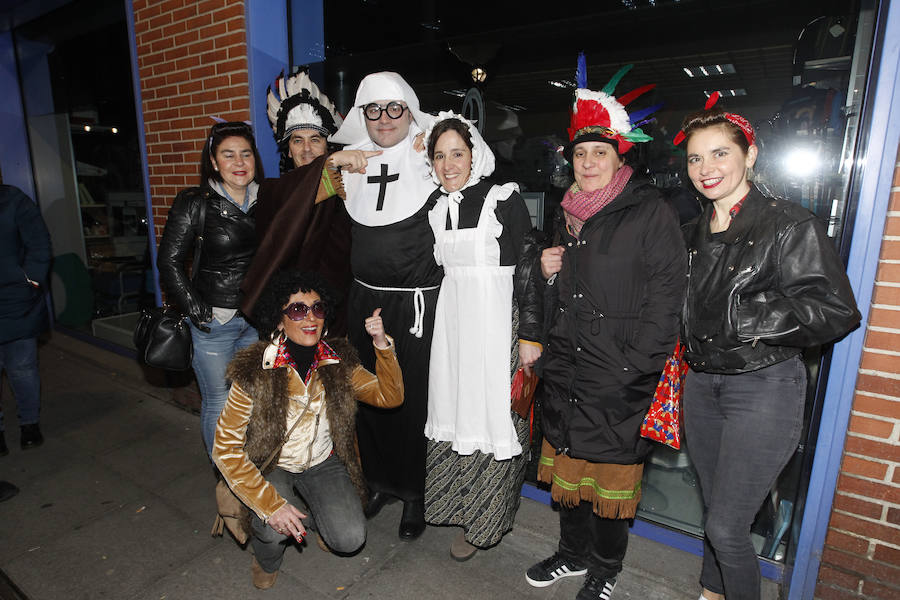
top-left (640, 341), bottom-right (689, 449)
top-left (510, 367), bottom-right (538, 420)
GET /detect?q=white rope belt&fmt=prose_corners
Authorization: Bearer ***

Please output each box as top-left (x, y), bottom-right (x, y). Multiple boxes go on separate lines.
top-left (354, 279), bottom-right (440, 339)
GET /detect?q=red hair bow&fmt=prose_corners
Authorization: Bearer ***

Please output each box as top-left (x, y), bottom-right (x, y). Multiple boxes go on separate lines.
top-left (673, 91), bottom-right (755, 146)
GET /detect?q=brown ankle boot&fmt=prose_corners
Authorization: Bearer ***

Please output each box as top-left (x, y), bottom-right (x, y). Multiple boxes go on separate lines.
top-left (251, 556), bottom-right (278, 589)
top-left (450, 530), bottom-right (478, 562)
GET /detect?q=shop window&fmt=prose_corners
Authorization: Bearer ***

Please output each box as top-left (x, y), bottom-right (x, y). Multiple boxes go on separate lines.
top-left (14, 0), bottom-right (151, 347)
top-left (318, 0), bottom-right (874, 569)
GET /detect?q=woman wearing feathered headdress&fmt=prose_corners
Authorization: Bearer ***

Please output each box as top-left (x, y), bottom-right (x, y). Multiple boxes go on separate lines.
top-left (523, 58), bottom-right (686, 599)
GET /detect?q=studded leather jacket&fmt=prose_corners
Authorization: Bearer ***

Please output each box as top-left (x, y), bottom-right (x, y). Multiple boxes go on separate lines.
top-left (682, 185), bottom-right (860, 374)
top-left (157, 185), bottom-right (257, 321)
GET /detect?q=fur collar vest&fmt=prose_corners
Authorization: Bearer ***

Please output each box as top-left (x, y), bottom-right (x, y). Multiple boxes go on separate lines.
top-left (225, 337), bottom-right (367, 504)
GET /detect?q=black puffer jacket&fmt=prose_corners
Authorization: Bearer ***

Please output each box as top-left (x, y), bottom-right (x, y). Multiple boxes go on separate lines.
top-left (535, 178), bottom-right (686, 464)
top-left (157, 185), bottom-right (257, 319)
top-left (682, 185), bottom-right (860, 374)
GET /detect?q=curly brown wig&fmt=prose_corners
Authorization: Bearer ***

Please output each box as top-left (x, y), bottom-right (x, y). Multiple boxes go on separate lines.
top-left (252, 270), bottom-right (336, 338)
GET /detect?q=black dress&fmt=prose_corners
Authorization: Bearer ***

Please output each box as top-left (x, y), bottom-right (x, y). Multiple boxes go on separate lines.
top-left (349, 196), bottom-right (443, 502)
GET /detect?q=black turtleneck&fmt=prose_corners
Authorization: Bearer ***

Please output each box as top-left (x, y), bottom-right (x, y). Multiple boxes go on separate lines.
top-left (285, 338), bottom-right (317, 380)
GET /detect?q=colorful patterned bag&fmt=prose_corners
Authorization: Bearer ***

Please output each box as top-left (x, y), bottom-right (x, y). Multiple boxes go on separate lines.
top-left (640, 341), bottom-right (688, 449)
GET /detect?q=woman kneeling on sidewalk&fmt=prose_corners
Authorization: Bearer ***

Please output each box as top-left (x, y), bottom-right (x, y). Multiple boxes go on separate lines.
top-left (212, 270), bottom-right (403, 589)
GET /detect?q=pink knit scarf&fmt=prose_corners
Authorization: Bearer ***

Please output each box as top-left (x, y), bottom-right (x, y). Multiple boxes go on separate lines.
top-left (561, 165), bottom-right (633, 237)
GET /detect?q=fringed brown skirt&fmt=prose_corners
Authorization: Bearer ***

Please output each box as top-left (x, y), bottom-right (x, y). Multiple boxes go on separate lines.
top-left (537, 439), bottom-right (643, 519)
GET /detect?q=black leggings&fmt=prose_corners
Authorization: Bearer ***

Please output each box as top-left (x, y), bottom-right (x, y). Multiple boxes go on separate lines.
top-left (558, 500), bottom-right (630, 579)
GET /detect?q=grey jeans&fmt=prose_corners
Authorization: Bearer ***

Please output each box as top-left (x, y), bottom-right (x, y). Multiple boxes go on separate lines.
top-left (683, 355), bottom-right (806, 600)
top-left (250, 454), bottom-right (366, 572)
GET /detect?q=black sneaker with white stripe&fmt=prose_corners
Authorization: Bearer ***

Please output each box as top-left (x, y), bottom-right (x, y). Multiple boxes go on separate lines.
top-left (575, 574), bottom-right (617, 600)
top-left (524, 552), bottom-right (588, 587)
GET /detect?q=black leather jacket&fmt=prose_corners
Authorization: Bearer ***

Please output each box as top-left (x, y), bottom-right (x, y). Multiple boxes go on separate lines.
top-left (157, 185), bottom-right (257, 321)
top-left (682, 185), bottom-right (860, 374)
top-left (514, 228), bottom-right (546, 344)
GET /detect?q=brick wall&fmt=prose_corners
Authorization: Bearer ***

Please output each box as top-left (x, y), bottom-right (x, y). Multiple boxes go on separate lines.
top-left (815, 144), bottom-right (900, 598)
top-left (133, 0), bottom-right (251, 243)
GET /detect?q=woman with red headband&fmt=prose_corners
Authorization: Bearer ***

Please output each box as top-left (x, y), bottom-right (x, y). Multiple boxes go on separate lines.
top-left (524, 62), bottom-right (686, 599)
top-left (678, 98), bottom-right (860, 600)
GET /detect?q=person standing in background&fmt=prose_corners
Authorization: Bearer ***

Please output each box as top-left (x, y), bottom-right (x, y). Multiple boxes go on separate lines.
top-left (0, 182), bottom-right (52, 455)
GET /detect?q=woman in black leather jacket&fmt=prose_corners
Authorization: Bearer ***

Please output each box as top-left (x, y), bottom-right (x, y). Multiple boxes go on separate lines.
top-left (157, 121), bottom-right (264, 458)
top-left (678, 105), bottom-right (860, 600)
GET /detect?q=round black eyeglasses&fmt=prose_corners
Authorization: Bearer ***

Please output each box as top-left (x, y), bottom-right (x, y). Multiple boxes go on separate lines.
top-left (363, 102), bottom-right (408, 121)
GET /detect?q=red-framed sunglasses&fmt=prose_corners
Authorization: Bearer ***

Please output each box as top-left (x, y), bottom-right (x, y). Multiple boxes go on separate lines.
top-left (282, 301), bottom-right (327, 321)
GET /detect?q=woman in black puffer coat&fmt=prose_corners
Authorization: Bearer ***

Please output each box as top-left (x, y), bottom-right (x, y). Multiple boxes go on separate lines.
top-left (157, 121), bottom-right (264, 458)
top-left (524, 70), bottom-right (685, 599)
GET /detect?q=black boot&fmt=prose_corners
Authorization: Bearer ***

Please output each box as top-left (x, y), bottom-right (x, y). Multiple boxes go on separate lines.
top-left (364, 491), bottom-right (392, 519)
top-left (0, 432), bottom-right (7, 456)
top-left (398, 499), bottom-right (425, 540)
top-left (20, 423), bottom-right (43, 450)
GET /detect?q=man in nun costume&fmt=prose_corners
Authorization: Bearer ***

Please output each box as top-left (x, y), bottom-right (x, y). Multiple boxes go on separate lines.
top-left (330, 72), bottom-right (440, 540)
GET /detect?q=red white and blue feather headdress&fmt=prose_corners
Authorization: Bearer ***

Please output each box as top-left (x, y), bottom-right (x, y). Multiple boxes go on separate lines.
top-left (565, 54), bottom-right (661, 156)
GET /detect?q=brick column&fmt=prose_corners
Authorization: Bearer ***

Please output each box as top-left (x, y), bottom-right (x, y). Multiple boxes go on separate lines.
top-left (133, 0), bottom-right (251, 244)
top-left (815, 145), bottom-right (900, 598)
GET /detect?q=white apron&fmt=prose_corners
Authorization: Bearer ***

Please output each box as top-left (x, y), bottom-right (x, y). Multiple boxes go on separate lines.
top-left (425, 185), bottom-right (522, 460)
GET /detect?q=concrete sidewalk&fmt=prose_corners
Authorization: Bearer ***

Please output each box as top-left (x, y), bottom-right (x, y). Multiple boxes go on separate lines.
top-left (0, 334), bottom-right (778, 600)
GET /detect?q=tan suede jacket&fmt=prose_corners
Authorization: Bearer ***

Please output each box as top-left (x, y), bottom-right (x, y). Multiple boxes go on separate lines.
top-left (212, 337), bottom-right (402, 521)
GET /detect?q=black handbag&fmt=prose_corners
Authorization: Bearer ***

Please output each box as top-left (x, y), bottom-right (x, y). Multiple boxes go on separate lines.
top-left (133, 306), bottom-right (194, 370)
top-left (134, 197), bottom-right (207, 370)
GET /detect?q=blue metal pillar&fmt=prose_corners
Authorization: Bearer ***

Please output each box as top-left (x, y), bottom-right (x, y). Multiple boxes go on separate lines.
top-left (245, 0), bottom-right (289, 179)
top-left (124, 0), bottom-right (161, 306)
top-left (0, 30), bottom-right (36, 198)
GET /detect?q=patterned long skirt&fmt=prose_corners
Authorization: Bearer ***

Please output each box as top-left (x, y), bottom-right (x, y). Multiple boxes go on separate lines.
top-left (424, 305), bottom-right (530, 548)
top-left (424, 412), bottom-right (530, 547)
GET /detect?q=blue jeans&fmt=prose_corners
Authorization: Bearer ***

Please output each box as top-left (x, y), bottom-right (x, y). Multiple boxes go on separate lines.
top-left (683, 356), bottom-right (806, 600)
top-left (189, 315), bottom-right (257, 457)
top-left (0, 337), bottom-right (41, 431)
top-left (250, 455), bottom-right (367, 572)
